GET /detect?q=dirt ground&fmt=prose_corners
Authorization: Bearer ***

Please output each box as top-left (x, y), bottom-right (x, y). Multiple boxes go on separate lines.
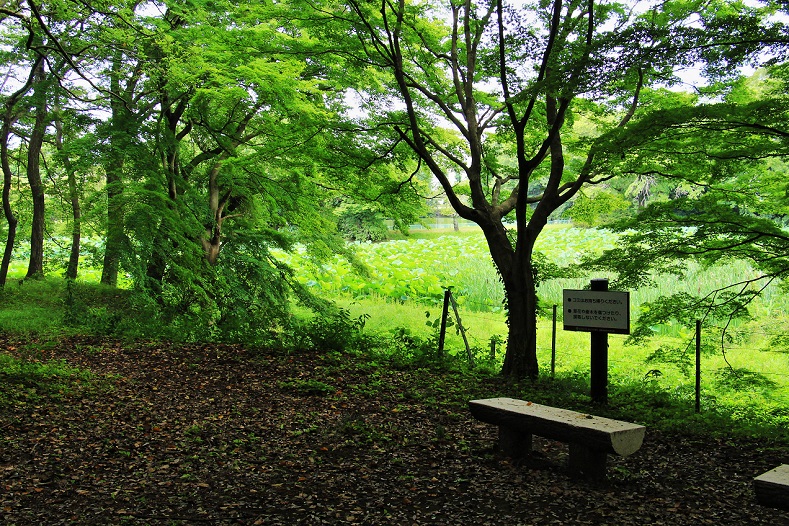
top-left (2, 336), bottom-right (787, 525)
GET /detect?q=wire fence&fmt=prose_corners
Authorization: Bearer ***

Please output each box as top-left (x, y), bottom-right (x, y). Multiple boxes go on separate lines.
top-left (441, 294), bottom-right (789, 385)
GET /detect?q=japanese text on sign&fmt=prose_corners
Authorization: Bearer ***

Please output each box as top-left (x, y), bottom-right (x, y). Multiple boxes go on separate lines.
top-left (563, 289), bottom-right (630, 334)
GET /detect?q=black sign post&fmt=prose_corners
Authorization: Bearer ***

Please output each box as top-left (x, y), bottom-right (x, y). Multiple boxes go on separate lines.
top-left (589, 279), bottom-right (609, 404)
top-left (563, 279), bottom-right (630, 405)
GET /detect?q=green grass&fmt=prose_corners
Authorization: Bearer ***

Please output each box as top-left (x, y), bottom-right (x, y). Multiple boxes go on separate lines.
top-left (317, 225), bottom-right (789, 438)
top-left (0, 352), bottom-right (96, 406)
top-left (0, 276), bottom-right (133, 334)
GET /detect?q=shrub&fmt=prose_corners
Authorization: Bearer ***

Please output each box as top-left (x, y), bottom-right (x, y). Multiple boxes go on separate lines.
top-left (337, 209), bottom-right (389, 242)
top-left (300, 309), bottom-right (370, 352)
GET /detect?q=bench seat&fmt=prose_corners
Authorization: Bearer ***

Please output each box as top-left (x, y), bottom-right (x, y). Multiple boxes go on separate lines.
top-left (754, 464), bottom-right (789, 510)
top-left (469, 397), bottom-right (646, 479)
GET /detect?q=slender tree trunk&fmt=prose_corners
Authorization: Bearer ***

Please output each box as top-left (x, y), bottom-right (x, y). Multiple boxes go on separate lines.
top-left (0, 118), bottom-right (17, 288)
top-left (25, 60), bottom-right (48, 279)
top-left (0, 58), bottom-right (42, 287)
top-left (65, 165), bottom-right (81, 280)
top-left (54, 109), bottom-right (81, 280)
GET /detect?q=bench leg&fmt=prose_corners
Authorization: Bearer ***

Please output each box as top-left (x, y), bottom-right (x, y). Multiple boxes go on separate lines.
top-left (568, 443), bottom-right (607, 479)
top-left (498, 426), bottom-right (532, 458)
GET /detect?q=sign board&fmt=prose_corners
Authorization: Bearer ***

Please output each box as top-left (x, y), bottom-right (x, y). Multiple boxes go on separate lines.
top-left (563, 289), bottom-right (630, 334)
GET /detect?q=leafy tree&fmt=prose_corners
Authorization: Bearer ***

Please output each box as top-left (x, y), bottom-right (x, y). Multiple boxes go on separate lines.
top-left (337, 204), bottom-right (390, 242)
top-left (91, 1), bottom-right (424, 337)
top-left (0, 2), bottom-right (60, 283)
top-left (334, 0), bottom-right (776, 378)
top-left (0, 5), bottom-right (48, 282)
top-left (563, 189), bottom-right (630, 227)
top-left (585, 66), bottom-right (789, 346)
top-left (0, 0), bottom-right (141, 284)
top-left (2, 0), bottom-right (426, 343)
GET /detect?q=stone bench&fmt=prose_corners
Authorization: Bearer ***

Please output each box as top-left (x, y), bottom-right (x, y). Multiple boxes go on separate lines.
top-left (469, 397), bottom-right (646, 479)
top-left (754, 464), bottom-right (789, 510)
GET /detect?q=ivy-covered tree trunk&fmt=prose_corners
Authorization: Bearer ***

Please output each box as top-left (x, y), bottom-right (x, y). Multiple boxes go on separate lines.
top-left (100, 153), bottom-right (124, 286)
top-left (100, 51), bottom-right (133, 287)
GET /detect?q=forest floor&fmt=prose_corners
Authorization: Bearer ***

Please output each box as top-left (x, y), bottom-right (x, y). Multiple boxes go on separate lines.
top-left (1, 335), bottom-right (787, 525)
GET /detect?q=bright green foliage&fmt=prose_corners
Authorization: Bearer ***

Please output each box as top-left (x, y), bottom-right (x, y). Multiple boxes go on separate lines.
top-left (0, 0), bottom-right (428, 339)
top-left (2, 0), bottom-right (787, 387)
top-left (336, 206), bottom-right (390, 242)
top-left (325, 0), bottom-right (785, 379)
top-left (564, 191), bottom-right (630, 227)
top-left (581, 64), bottom-right (789, 375)
top-left (277, 227), bottom-right (620, 311)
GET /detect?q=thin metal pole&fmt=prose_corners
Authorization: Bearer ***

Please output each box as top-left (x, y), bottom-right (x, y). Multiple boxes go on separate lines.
top-left (551, 304), bottom-right (557, 378)
top-left (695, 319), bottom-right (702, 413)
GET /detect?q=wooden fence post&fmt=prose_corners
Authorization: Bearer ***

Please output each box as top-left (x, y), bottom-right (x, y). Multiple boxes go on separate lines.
top-left (448, 290), bottom-right (474, 367)
top-left (438, 290), bottom-right (451, 360)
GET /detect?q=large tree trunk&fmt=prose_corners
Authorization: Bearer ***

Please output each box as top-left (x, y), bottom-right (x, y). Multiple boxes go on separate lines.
top-left (480, 220), bottom-right (541, 380)
top-left (25, 60), bottom-right (48, 279)
top-left (500, 256), bottom-right (540, 379)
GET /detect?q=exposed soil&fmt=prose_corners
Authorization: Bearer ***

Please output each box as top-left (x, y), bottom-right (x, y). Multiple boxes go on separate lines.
top-left (1, 335), bottom-right (787, 525)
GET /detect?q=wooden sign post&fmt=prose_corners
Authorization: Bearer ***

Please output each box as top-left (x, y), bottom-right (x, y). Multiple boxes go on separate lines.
top-left (563, 279), bottom-right (630, 405)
